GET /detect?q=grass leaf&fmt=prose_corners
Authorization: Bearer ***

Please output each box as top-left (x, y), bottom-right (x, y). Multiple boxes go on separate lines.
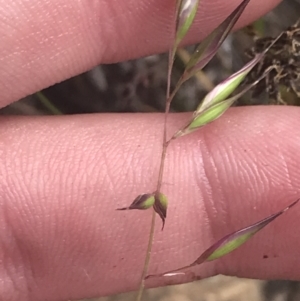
top-left (182, 0), bottom-right (250, 81)
top-left (174, 0), bottom-right (201, 51)
top-left (196, 54), bottom-right (263, 113)
top-left (173, 69), bottom-right (269, 138)
top-left (117, 194), bottom-right (155, 210)
top-left (195, 199), bottom-right (299, 263)
top-left (173, 34), bottom-right (282, 139)
top-left (146, 199), bottom-right (299, 279)
top-left (154, 192), bottom-right (168, 230)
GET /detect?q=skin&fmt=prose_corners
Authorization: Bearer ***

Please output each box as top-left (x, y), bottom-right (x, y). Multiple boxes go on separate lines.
top-left (1, 0), bottom-right (300, 301)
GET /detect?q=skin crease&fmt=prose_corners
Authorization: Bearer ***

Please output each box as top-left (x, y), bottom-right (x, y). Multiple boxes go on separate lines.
top-left (2, 0), bottom-right (300, 301)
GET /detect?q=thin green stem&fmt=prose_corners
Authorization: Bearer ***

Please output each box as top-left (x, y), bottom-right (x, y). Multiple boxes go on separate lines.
top-left (157, 47), bottom-right (176, 191)
top-left (167, 75), bottom-right (184, 107)
top-left (36, 92), bottom-right (63, 115)
top-left (156, 139), bottom-right (171, 192)
top-left (135, 5), bottom-right (190, 299)
top-left (135, 55), bottom-right (173, 301)
top-left (135, 57), bottom-right (190, 301)
top-left (135, 209), bottom-right (156, 301)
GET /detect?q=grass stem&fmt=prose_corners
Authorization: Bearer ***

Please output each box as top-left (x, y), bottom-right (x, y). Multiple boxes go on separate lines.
top-left (135, 209), bottom-right (156, 301)
top-left (36, 91), bottom-right (63, 115)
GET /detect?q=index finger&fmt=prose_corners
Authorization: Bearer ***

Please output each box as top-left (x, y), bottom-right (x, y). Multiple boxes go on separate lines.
top-left (0, 0), bottom-right (280, 106)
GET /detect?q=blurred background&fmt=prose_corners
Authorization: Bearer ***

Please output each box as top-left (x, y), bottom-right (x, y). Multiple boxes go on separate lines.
top-left (3, 0), bottom-right (300, 300)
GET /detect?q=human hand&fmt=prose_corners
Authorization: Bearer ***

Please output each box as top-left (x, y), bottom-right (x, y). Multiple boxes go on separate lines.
top-left (1, 1), bottom-right (300, 301)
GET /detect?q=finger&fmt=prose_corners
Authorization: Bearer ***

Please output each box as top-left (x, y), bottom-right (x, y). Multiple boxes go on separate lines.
top-left (0, 0), bottom-right (281, 106)
top-left (1, 106), bottom-right (300, 301)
